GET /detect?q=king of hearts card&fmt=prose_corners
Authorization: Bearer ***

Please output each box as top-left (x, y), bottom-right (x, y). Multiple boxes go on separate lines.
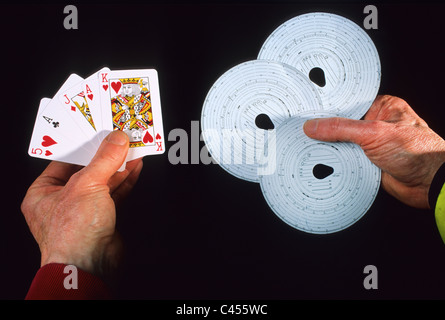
top-left (111, 77), bottom-right (153, 147)
top-left (100, 69), bottom-right (165, 159)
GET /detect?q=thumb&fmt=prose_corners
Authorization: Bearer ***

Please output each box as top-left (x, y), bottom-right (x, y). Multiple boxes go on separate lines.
top-left (83, 130), bottom-right (130, 184)
top-left (303, 117), bottom-right (377, 145)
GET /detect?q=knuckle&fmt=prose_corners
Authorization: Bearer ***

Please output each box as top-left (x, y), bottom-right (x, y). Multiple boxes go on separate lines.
top-left (65, 168), bottom-right (94, 189)
top-left (20, 197), bottom-right (30, 217)
top-left (367, 119), bottom-right (382, 131)
top-left (20, 188), bottom-right (39, 220)
top-left (367, 120), bottom-right (387, 136)
top-left (329, 117), bottom-right (343, 133)
top-left (66, 169), bottom-right (84, 185)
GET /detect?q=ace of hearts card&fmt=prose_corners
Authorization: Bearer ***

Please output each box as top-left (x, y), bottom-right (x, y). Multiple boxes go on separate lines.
top-left (99, 69), bottom-right (165, 161)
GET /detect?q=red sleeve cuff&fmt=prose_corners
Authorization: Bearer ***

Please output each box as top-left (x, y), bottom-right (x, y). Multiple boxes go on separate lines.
top-left (25, 263), bottom-right (112, 300)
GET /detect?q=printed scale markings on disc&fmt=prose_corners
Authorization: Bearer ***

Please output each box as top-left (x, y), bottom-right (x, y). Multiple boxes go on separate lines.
top-left (201, 60), bottom-right (323, 183)
top-left (258, 12), bottom-right (381, 120)
top-left (259, 112), bottom-right (381, 234)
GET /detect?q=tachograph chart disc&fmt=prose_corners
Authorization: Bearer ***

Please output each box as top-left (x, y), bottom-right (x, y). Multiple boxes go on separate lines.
top-left (259, 112), bottom-right (381, 234)
top-left (258, 12), bottom-right (381, 120)
top-left (201, 60), bottom-right (323, 183)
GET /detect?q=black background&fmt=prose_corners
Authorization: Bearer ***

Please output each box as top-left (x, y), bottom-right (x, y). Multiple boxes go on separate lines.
top-left (2, 1), bottom-right (445, 300)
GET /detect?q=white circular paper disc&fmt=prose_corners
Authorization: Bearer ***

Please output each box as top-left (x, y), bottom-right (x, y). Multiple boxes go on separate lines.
top-left (201, 60), bottom-right (323, 183)
top-left (258, 12), bottom-right (381, 120)
top-left (259, 112), bottom-right (381, 234)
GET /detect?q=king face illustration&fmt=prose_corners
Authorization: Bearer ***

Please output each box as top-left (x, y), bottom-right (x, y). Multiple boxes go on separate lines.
top-left (110, 77), bottom-right (154, 147)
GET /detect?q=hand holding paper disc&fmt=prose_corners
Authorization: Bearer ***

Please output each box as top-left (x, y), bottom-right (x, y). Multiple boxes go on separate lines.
top-left (259, 112), bottom-right (381, 234)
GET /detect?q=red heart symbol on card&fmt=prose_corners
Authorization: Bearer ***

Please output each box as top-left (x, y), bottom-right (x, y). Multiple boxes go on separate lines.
top-left (156, 133), bottom-right (161, 140)
top-left (87, 94), bottom-right (93, 100)
top-left (45, 150), bottom-right (53, 156)
top-left (143, 131), bottom-right (154, 144)
top-left (111, 81), bottom-right (122, 93)
top-left (102, 84), bottom-right (109, 91)
top-left (41, 135), bottom-right (57, 147)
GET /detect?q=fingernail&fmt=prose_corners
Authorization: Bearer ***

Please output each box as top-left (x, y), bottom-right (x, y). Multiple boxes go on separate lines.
top-left (106, 130), bottom-right (128, 146)
top-left (303, 119), bottom-right (319, 136)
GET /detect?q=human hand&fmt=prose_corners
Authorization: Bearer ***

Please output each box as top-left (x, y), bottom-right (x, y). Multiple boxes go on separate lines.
top-left (303, 95), bottom-right (445, 209)
top-left (21, 131), bottom-right (143, 278)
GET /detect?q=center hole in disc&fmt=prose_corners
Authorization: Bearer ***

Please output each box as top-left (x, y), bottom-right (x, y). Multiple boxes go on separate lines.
top-left (255, 113), bottom-right (274, 130)
top-left (313, 164), bottom-right (334, 179)
top-left (309, 67), bottom-right (326, 87)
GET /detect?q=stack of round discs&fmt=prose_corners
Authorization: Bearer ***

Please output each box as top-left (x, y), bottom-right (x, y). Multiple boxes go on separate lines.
top-left (258, 12), bottom-right (381, 120)
top-left (259, 111), bottom-right (380, 234)
top-left (201, 12), bottom-right (381, 234)
top-left (201, 60), bottom-right (323, 182)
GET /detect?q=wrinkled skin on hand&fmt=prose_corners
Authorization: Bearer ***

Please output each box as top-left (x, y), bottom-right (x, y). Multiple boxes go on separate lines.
top-left (304, 95), bottom-right (445, 209)
top-left (21, 131), bottom-right (143, 278)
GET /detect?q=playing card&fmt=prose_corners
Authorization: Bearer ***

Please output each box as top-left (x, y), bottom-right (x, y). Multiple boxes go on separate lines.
top-left (99, 69), bottom-right (165, 161)
top-left (37, 73), bottom-right (82, 117)
top-left (82, 67), bottom-right (110, 144)
top-left (36, 98), bottom-right (92, 153)
top-left (28, 68), bottom-right (164, 171)
top-left (58, 78), bottom-right (101, 150)
top-left (28, 98), bottom-right (95, 166)
top-left (36, 73), bottom-right (97, 154)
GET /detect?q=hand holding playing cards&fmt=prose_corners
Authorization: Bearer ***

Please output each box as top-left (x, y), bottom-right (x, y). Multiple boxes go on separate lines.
top-left (21, 131), bottom-right (143, 278)
top-left (303, 95), bottom-right (445, 209)
top-left (29, 69), bottom-right (165, 168)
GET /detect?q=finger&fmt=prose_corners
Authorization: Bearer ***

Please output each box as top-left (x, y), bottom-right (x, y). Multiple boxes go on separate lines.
top-left (365, 95), bottom-right (427, 126)
top-left (363, 95), bottom-right (389, 121)
top-left (303, 117), bottom-right (380, 146)
top-left (107, 158), bottom-right (143, 194)
top-left (111, 159), bottom-right (143, 206)
top-left (81, 130), bottom-right (130, 185)
top-left (365, 95), bottom-right (410, 121)
top-left (381, 172), bottom-right (429, 209)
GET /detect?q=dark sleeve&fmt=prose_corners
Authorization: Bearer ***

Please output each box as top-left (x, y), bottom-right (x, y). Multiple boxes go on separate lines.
top-left (25, 263), bottom-right (112, 300)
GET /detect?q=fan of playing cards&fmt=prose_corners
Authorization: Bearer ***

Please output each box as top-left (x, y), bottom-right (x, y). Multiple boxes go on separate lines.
top-left (28, 67), bottom-right (165, 168)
